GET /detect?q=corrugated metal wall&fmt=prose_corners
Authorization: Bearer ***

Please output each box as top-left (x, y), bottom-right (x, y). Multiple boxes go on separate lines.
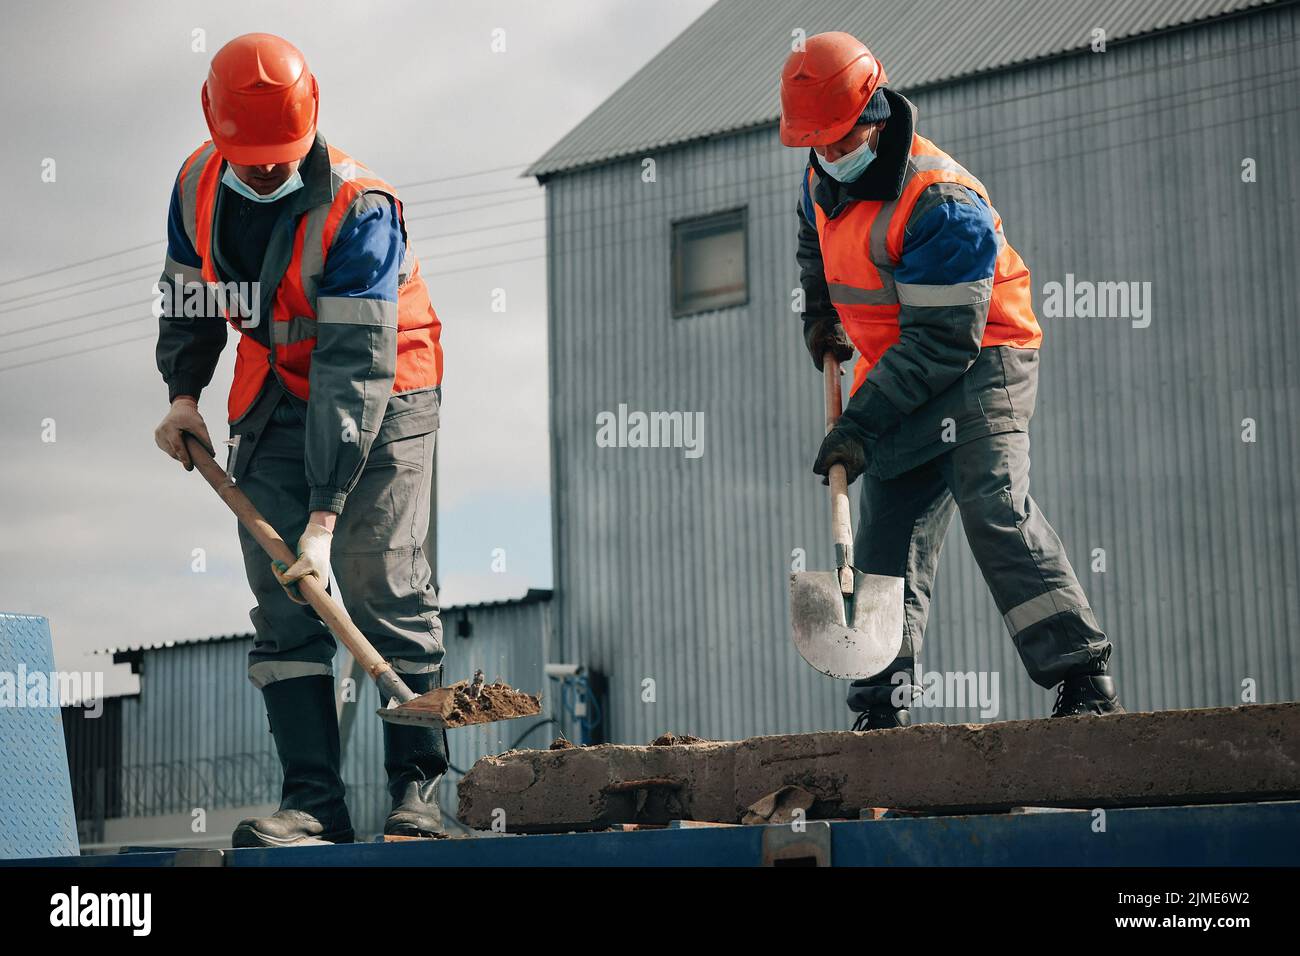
top-left (545, 5), bottom-right (1300, 738)
top-left (339, 598), bottom-right (554, 835)
top-left (108, 598), bottom-right (551, 837)
top-left (116, 637), bottom-right (274, 818)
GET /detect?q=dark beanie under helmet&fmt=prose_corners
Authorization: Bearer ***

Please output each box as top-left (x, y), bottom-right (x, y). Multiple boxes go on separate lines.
top-left (857, 89), bottom-right (891, 125)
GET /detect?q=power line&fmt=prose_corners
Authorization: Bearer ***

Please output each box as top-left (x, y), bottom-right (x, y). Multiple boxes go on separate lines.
top-left (402, 183), bottom-right (539, 209)
top-left (0, 314), bottom-right (150, 357)
top-left (0, 331), bottom-right (156, 372)
top-left (0, 170), bottom-right (536, 293)
top-left (0, 189), bottom-right (549, 318)
top-left (2, 298), bottom-right (147, 337)
top-left (0, 240), bottom-right (162, 291)
top-left (0, 265), bottom-right (159, 315)
top-left (3, 81), bottom-right (1295, 373)
top-left (3, 27), bottom-right (1294, 296)
top-left (0, 188), bottom-right (545, 312)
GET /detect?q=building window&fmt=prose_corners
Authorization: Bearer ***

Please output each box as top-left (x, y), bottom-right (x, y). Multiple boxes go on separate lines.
top-left (671, 207), bottom-right (748, 317)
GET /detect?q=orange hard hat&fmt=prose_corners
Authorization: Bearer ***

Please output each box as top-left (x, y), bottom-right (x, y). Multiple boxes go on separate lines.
top-left (202, 33), bottom-right (319, 165)
top-left (779, 32), bottom-right (887, 147)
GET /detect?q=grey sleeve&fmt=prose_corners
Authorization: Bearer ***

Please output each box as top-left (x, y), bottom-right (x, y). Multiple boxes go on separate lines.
top-left (155, 255), bottom-right (227, 403)
top-left (156, 171), bottom-right (226, 403)
top-left (304, 192), bottom-right (403, 514)
top-left (865, 183), bottom-right (997, 415)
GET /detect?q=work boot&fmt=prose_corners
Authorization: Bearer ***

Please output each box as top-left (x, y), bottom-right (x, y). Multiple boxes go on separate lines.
top-left (847, 658), bottom-right (915, 731)
top-left (852, 704), bottom-right (912, 731)
top-left (1051, 646), bottom-right (1124, 717)
top-left (233, 675), bottom-right (354, 848)
top-left (382, 670), bottom-right (448, 838)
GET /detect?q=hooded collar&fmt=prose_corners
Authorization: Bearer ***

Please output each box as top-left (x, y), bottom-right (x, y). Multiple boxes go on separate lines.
top-left (809, 88), bottom-right (917, 216)
top-left (295, 132), bottom-right (333, 212)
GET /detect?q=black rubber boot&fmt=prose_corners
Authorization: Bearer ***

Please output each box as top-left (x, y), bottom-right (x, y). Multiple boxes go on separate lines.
top-left (382, 671), bottom-right (448, 837)
top-left (847, 658), bottom-right (915, 730)
top-left (233, 675), bottom-right (354, 848)
top-left (1051, 646), bottom-right (1124, 717)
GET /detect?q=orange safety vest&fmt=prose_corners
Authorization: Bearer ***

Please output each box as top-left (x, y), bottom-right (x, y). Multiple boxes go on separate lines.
top-left (809, 133), bottom-right (1041, 395)
top-left (176, 140), bottom-right (443, 424)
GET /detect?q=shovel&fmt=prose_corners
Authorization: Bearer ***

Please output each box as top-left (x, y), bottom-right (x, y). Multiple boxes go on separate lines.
top-left (180, 432), bottom-right (540, 730)
top-left (789, 355), bottom-right (905, 680)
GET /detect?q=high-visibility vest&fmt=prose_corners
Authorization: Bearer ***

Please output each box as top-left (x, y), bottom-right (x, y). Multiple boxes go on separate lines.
top-left (176, 140), bottom-right (444, 424)
top-left (809, 133), bottom-right (1041, 395)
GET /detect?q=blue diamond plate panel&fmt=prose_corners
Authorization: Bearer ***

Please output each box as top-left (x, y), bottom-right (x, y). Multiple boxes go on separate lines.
top-left (0, 613), bottom-right (79, 858)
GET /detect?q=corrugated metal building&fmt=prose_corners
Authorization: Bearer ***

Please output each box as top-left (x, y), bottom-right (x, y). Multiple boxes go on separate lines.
top-left (530, 0), bottom-right (1300, 738)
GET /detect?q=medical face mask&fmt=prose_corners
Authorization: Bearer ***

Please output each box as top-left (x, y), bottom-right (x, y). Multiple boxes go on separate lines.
top-left (221, 166), bottom-right (305, 203)
top-left (818, 133), bottom-right (876, 183)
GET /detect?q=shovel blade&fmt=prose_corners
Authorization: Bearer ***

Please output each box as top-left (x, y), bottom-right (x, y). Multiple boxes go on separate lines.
top-left (790, 570), bottom-right (905, 679)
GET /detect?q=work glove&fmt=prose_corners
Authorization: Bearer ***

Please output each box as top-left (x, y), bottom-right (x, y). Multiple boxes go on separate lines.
top-left (812, 383), bottom-right (905, 485)
top-left (272, 523), bottom-right (333, 605)
top-left (154, 396), bottom-right (215, 471)
top-left (802, 314), bottom-right (854, 371)
top-left (813, 420), bottom-right (869, 485)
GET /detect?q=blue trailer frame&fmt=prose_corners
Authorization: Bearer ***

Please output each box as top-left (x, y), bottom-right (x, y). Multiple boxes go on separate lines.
top-left (12, 800), bottom-right (1299, 867)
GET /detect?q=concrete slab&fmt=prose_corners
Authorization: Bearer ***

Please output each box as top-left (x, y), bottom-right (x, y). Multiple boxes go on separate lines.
top-left (457, 703), bottom-right (1300, 832)
top-left (458, 738), bottom-right (737, 833)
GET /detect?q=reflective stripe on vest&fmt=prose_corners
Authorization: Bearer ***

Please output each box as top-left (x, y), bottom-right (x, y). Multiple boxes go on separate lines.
top-left (176, 140), bottom-right (443, 423)
top-left (810, 134), bottom-right (1041, 395)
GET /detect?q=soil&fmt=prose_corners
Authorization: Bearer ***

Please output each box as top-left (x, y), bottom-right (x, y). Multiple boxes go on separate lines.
top-left (446, 681), bottom-right (541, 727)
top-left (399, 680), bottom-right (541, 728)
top-left (650, 732), bottom-right (706, 746)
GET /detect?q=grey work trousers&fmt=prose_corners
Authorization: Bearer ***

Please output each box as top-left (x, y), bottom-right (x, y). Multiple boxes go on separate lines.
top-left (856, 431), bottom-right (1109, 688)
top-left (232, 396), bottom-right (444, 688)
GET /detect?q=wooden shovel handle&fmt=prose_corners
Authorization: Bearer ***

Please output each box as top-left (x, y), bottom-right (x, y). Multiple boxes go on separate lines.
top-left (180, 432), bottom-right (414, 704)
top-left (823, 356), bottom-right (855, 595)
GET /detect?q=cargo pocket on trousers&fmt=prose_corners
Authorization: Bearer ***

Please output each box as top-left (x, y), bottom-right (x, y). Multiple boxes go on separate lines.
top-left (964, 348), bottom-right (1015, 423)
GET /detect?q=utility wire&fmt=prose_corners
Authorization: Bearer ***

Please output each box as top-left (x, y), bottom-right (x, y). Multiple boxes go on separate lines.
top-left (4, 74), bottom-right (1292, 353)
top-left (0, 331), bottom-right (156, 372)
top-left (2, 82), bottom-right (1295, 373)
top-left (5, 26), bottom-right (1293, 294)
top-left (9, 47), bottom-right (1293, 317)
top-left (0, 187), bottom-right (544, 312)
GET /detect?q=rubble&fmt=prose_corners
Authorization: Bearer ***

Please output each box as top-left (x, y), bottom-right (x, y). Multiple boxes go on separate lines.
top-left (742, 785), bottom-right (816, 825)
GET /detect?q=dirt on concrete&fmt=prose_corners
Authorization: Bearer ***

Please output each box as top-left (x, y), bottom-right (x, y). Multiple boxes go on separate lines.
top-left (549, 737), bottom-right (578, 750)
top-left (651, 732), bottom-right (706, 746)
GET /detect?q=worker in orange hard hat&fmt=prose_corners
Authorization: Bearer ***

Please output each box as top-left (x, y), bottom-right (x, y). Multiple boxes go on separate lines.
top-left (153, 33), bottom-right (447, 847)
top-left (781, 32), bottom-right (1121, 728)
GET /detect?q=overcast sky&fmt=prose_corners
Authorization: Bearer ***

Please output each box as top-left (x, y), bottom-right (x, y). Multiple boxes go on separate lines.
top-left (0, 0), bottom-right (715, 691)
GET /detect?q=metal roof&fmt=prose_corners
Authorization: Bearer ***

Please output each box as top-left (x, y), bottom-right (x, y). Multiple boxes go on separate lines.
top-left (100, 632), bottom-right (251, 656)
top-left (97, 589), bottom-right (553, 655)
top-left (528, 0), bottom-right (1283, 178)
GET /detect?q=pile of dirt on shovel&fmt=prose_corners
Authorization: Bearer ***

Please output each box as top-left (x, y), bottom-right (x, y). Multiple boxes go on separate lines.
top-left (442, 680), bottom-right (541, 728)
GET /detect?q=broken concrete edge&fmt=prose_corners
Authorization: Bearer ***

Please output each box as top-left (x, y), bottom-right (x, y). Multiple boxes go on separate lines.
top-left (456, 702), bottom-right (1300, 833)
top-left (741, 785), bottom-right (817, 826)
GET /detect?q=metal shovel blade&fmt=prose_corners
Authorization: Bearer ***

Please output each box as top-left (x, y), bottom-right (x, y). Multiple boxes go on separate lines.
top-left (790, 569), bottom-right (906, 679)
